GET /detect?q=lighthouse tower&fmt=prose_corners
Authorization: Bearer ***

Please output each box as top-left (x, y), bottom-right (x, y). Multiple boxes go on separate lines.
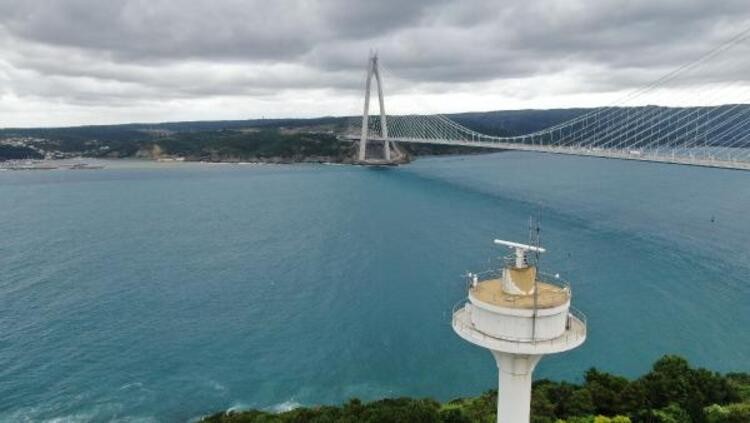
top-left (452, 238), bottom-right (587, 423)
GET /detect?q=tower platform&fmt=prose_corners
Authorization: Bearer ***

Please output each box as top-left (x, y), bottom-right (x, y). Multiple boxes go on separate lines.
top-left (452, 302), bottom-right (586, 355)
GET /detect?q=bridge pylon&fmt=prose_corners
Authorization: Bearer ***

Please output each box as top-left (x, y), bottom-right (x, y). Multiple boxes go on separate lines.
top-left (358, 52), bottom-right (402, 165)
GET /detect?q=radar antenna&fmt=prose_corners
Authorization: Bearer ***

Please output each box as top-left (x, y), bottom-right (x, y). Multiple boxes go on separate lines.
top-left (493, 239), bottom-right (545, 268)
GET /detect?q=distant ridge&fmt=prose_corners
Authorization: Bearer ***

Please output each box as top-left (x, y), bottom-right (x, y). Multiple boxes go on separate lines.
top-left (3, 106), bottom-right (748, 162)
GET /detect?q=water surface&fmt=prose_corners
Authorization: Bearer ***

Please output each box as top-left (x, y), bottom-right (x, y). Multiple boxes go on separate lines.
top-left (1, 154), bottom-right (748, 422)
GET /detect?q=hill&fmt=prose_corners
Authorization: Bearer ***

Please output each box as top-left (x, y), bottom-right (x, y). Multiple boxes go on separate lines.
top-left (3, 105), bottom-right (745, 162)
top-left (0, 109), bottom-right (590, 162)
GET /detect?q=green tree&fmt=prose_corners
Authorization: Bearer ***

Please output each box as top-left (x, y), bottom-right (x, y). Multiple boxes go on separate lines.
top-left (438, 407), bottom-right (470, 423)
top-left (653, 404), bottom-right (691, 423)
top-left (640, 355), bottom-right (740, 422)
top-left (585, 368), bottom-right (631, 416)
top-left (704, 403), bottom-right (750, 423)
top-left (642, 356), bottom-right (696, 409)
top-left (532, 381), bottom-right (559, 421)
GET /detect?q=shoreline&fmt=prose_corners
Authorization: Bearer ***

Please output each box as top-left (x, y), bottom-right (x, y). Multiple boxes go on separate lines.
top-left (0, 154), bottom-right (413, 170)
top-left (0, 148), bottom-right (508, 169)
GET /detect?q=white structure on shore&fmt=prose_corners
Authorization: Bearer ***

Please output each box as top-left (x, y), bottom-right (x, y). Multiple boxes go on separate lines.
top-left (452, 238), bottom-right (587, 423)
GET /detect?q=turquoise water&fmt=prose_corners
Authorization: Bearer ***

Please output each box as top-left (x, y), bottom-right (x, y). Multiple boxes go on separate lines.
top-left (1, 153), bottom-right (749, 422)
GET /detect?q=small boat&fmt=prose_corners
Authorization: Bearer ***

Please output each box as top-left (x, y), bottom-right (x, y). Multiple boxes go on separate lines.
top-left (69, 163), bottom-right (105, 170)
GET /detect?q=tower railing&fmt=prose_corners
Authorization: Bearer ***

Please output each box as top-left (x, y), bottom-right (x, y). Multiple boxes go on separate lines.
top-left (568, 306), bottom-right (588, 329)
top-left (469, 266), bottom-right (571, 292)
top-left (452, 300), bottom-right (587, 345)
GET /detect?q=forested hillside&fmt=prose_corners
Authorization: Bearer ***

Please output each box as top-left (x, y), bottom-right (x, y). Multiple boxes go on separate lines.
top-left (0, 108), bottom-right (590, 162)
top-left (4, 106), bottom-right (745, 162)
top-left (201, 356), bottom-right (750, 423)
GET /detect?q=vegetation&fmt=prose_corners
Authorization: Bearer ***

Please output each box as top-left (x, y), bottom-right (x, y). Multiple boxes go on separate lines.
top-left (137, 129), bottom-right (357, 163)
top-left (0, 124), bottom-right (479, 163)
top-left (201, 356), bottom-right (750, 423)
top-left (0, 109), bottom-right (595, 163)
top-left (0, 145), bottom-right (43, 161)
top-left (3, 106), bottom-right (747, 162)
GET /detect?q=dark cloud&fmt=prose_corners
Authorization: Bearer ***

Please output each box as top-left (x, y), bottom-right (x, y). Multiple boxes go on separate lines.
top-left (1, 0), bottom-right (749, 126)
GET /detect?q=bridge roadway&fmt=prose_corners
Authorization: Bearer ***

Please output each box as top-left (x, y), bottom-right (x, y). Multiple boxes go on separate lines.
top-left (343, 135), bottom-right (750, 171)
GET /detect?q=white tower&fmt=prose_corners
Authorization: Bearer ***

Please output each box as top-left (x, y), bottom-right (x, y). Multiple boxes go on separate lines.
top-left (452, 238), bottom-right (587, 423)
top-left (358, 52), bottom-right (397, 164)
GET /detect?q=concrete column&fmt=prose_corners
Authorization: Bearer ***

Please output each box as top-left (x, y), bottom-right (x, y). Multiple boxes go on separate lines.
top-left (359, 56), bottom-right (374, 161)
top-left (372, 56), bottom-right (390, 161)
top-left (491, 352), bottom-right (542, 423)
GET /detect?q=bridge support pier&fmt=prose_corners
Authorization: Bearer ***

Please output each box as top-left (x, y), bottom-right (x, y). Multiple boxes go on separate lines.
top-left (359, 52), bottom-right (396, 164)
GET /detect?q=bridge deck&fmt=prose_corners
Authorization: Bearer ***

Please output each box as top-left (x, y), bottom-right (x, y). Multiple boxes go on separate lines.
top-left (342, 135), bottom-right (750, 171)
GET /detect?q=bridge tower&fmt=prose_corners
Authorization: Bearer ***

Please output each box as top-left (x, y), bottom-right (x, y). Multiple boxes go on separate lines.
top-left (358, 52), bottom-right (395, 163)
top-left (452, 238), bottom-right (587, 423)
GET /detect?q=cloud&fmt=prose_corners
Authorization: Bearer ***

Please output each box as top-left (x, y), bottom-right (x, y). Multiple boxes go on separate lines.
top-left (1, 0), bottom-right (749, 126)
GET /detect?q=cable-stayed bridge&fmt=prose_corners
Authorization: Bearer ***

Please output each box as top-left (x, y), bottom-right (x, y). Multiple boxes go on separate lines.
top-left (344, 42), bottom-right (750, 170)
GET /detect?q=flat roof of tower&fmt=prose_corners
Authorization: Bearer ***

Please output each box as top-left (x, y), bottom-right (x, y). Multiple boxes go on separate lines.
top-left (470, 279), bottom-right (569, 309)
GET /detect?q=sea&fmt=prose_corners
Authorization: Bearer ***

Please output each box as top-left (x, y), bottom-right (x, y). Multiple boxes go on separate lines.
top-left (1, 152), bottom-right (749, 422)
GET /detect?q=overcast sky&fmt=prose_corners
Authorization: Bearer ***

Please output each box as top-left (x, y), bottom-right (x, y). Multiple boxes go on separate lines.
top-left (1, 0), bottom-right (750, 127)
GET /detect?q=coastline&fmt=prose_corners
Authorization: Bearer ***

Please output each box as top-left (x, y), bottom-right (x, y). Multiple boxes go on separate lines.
top-left (0, 153), bottom-right (414, 170)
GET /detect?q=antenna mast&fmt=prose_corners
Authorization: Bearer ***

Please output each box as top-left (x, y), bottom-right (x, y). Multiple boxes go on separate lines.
top-left (530, 213), bottom-right (542, 340)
